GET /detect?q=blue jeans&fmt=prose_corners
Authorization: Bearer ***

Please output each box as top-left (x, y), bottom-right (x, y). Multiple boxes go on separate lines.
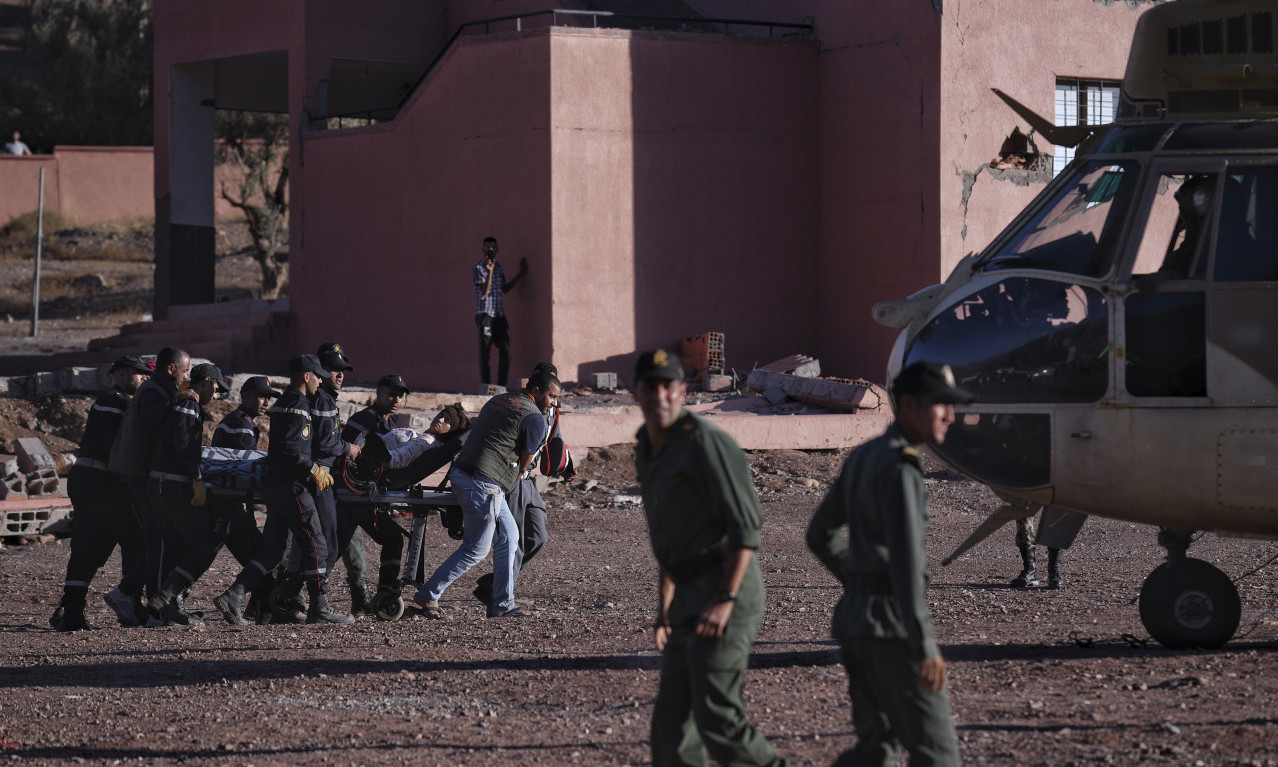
top-left (417, 469), bottom-right (518, 612)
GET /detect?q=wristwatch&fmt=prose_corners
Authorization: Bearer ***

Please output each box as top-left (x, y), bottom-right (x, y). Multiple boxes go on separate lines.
top-left (715, 590), bottom-right (737, 604)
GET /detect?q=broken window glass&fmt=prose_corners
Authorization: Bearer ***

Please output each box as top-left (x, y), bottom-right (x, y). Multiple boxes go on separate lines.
top-left (980, 160), bottom-right (1139, 278)
top-left (905, 277), bottom-right (1109, 403)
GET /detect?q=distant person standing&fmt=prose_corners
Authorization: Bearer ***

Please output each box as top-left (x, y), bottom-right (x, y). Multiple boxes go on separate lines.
top-left (5, 131), bottom-right (30, 155)
top-left (473, 236), bottom-right (527, 389)
top-left (806, 361), bottom-right (966, 766)
top-left (633, 349), bottom-right (786, 767)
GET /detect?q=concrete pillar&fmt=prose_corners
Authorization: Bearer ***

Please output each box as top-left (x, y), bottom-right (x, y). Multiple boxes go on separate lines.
top-left (155, 61), bottom-right (217, 316)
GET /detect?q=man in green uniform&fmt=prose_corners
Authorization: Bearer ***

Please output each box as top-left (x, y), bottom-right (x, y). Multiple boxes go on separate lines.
top-left (806, 360), bottom-right (967, 767)
top-left (633, 349), bottom-right (786, 767)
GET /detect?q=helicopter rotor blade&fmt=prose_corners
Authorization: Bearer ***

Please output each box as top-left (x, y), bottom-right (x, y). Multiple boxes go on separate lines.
top-left (941, 502), bottom-right (1037, 566)
top-left (991, 88), bottom-right (1096, 148)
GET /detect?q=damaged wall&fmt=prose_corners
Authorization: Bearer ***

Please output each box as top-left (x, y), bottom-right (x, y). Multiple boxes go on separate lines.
top-left (939, 0), bottom-right (1147, 279)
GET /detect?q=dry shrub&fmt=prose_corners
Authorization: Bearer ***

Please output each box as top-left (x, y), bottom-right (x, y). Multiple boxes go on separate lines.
top-left (0, 213), bottom-right (153, 263)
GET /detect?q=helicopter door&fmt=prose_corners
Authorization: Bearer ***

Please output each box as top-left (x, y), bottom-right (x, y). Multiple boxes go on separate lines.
top-left (1205, 163), bottom-right (1278, 403)
top-left (1122, 167), bottom-right (1218, 400)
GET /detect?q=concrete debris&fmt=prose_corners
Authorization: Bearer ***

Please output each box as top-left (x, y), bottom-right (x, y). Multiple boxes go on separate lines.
top-left (704, 374), bottom-right (733, 392)
top-left (762, 386), bottom-right (788, 406)
top-left (15, 437), bottom-right (55, 474)
top-left (480, 384), bottom-right (507, 396)
top-left (612, 494), bottom-right (642, 505)
top-left (592, 372), bottom-right (618, 391)
top-left (745, 369), bottom-right (883, 412)
top-left (680, 332), bottom-right (725, 388)
top-left (0, 501), bottom-right (70, 538)
top-left (758, 354), bottom-right (820, 379)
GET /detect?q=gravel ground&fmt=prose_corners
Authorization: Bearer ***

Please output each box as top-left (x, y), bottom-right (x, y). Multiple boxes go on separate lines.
top-left (2, 441), bottom-right (1278, 766)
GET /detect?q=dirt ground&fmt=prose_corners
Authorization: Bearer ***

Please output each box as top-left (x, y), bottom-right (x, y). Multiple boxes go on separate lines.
top-left (3, 233), bottom-right (1278, 766)
top-left (2, 415), bottom-right (1278, 765)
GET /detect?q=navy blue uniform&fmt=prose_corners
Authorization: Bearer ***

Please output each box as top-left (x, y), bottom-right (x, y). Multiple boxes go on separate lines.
top-left (211, 407), bottom-right (269, 581)
top-left (148, 396), bottom-right (220, 597)
top-left (309, 384), bottom-right (349, 574)
top-left (231, 387), bottom-right (329, 593)
top-left (59, 389), bottom-right (145, 610)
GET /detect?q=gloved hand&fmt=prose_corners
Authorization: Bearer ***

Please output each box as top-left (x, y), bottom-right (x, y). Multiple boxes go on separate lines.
top-left (311, 464), bottom-right (334, 492)
top-left (190, 479), bottom-right (208, 507)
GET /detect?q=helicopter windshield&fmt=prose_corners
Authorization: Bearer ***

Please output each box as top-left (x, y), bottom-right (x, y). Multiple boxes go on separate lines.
top-left (980, 160), bottom-right (1140, 278)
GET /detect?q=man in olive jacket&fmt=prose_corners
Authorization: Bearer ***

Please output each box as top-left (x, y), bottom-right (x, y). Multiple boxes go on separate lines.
top-left (633, 349), bottom-right (786, 767)
top-left (806, 361), bottom-right (968, 767)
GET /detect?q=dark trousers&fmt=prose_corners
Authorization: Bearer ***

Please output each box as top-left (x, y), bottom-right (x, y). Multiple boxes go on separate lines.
top-left (476, 313), bottom-right (510, 386)
top-left (318, 484), bottom-right (367, 589)
top-left (148, 477), bottom-right (220, 596)
top-left (834, 637), bottom-right (960, 767)
top-left (508, 477), bottom-right (547, 576)
top-left (211, 499), bottom-right (275, 597)
top-left (234, 481), bottom-right (329, 593)
top-left (337, 503), bottom-right (406, 589)
top-left (125, 475), bottom-right (170, 600)
top-left (61, 467), bottom-right (144, 606)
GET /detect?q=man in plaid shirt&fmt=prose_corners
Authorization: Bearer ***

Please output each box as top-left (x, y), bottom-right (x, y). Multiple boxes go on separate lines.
top-left (474, 236), bottom-right (527, 388)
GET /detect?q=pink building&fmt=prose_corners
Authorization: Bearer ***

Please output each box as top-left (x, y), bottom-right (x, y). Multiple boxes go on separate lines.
top-left (153, 0), bottom-right (1152, 389)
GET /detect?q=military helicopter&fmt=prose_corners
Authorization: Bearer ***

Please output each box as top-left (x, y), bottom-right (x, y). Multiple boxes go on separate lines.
top-left (872, 0), bottom-right (1278, 650)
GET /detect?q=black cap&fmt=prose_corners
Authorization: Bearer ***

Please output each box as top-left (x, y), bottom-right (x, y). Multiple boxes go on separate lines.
top-left (109, 355), bottom-right (153, 375)
top-left (634, 349), bottom-right (685, 383)
top-left (289, 354), bottom-right (331, 379)
top-left (377, 374), bottom-right (409, 394)
top-left (240, 375), bottom-right (279, 399)
top-left (892, 361), bottom-right (974, 404)
top-left (190, 362), bottom-right (232, 393)
top-left (316, 342), bottom-right (353, 372)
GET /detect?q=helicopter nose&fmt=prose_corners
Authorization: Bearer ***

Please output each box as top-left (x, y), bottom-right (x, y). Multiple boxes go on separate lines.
top-left (897, 275), bottom-right (1111, 490)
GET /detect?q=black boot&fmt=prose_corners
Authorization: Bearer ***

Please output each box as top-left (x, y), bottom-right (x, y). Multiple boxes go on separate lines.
top-left (162, 594), bottom-right (204, 627)
top-left (271, 574), bottom-right (308, 623)
top-left (306, 581), bottom-right (354, 625)
top-left (1048, 548), bottom-right (1065, 589)
top-left (55, 594), bottom-right (92, 632)
top-left (154, 574), bottom-right (203, 627)
top-left (1010, 545), bottom-right (1040, 587)
top-left (349, 581), bottom-right (373, 618)
top-left (214, 582), bottom-right (249, 626)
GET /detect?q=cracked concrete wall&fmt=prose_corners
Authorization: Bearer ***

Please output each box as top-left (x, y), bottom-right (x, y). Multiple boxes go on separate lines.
top-left (939, 0), bottom-right (1148, 280)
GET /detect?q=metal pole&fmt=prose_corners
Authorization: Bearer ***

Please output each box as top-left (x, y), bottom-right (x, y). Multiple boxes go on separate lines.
top-left (30, 167), bottom-right (44, 337)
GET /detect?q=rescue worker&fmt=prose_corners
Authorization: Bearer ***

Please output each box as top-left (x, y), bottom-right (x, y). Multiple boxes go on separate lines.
top-left (633, 349), bottom-right (786, 767)
top-left (338, 376), bottom-right (443, 607)
top-left (309, 343), bottom-right (365, 613)
top-left (51, 355), bottom-right (152, 631)
top-left (473, 361), bottom-right (571, 607)
top-left (213, 355), bottom-right (354, 625)
top-left (147, 363), bottom-right (231, 627)
top-left (413, 370), bottom-right (560, 619)
top-left (806, 361), bottom-right (966, 766)
top-left (1011, 518), bottom-right (1065, 589)
top-left (210, 375), bottom-right (279, 622)
top-left (109, 346), bottom-right (195, 624)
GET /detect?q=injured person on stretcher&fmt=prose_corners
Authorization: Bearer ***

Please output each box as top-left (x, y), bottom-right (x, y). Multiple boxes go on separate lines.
top-left (341, 403), bottom-right (473, 494)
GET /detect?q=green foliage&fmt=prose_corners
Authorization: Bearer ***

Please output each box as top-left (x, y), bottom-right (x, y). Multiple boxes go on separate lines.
top-left (216, 110), bottom-right (290, 299)
top-left (0, 0), bottom-right (153, 150)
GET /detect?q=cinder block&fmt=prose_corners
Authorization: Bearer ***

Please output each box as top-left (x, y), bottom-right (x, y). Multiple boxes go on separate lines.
top-left (24, 470), bottom-right (59, 498)
top-left (0, 473), bottom-right (23, 500)
top-left (0, 454), bottom-right (17, 478)
top-left (24, 371), bottom-right (61, 398)
top-left (15, 438), bottom-right (55, 474)
top-left (58, 367), bottom-right (106, 393)
top-left (480, 384), bottom-right (506, 396)
top-left (592, 372), bottom-right (618, 391)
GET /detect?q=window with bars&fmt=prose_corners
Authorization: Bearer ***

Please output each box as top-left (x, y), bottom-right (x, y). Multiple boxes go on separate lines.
top-left (1053, 79), bottom-right (1121, 176)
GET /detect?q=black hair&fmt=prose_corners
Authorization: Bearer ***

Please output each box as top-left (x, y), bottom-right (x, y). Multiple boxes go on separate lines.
top-left (483, 236), bottom-right (498, 245)
top-left (527, 370), bottom-right (560, 394)
top-left (532, 361), bottom-right (558, 377)
top-left (156, 346), bottom-right (188, 371)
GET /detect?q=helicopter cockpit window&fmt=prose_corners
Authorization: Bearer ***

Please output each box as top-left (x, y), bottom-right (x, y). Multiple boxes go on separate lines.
top-left (905, 277), bottom-right (1109, 403)
top-left (1214, 166), bottom-right (1278, 282)
top-left (1130, 173), bottom-right (1217, 280)
top-left (980, 160), bottom-right (1138, 278)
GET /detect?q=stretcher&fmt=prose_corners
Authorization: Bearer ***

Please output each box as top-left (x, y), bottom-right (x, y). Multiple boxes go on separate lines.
top-left (200, 446), bottom-right (463, 621)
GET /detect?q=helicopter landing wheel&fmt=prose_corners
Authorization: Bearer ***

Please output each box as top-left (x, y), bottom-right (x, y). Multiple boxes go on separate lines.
top-left (373, 590), bottom-right (405, 622)
top-left (1138, 558), bottom-right (1240, 650)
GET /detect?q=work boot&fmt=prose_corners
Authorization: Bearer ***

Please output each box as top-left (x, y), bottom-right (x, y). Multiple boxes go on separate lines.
top-left (1047, 548), bottom-right (1065, 589)
top-left (273, 574), bottom-right (308, 622)
top-left (56, 605), bottom-right (93, 632)
top-left (349, 581), bottom-right (373, 618)
top-left (161, 595), bottom-right (205, 627)
top-left (49, 605), bottom-right (64, 629)
top-left (1010, 545), bottom-right (1040, 588)
top-left (213, 583), bottom-right (249, 626)
top-left (306, 582), bottom-right (355, 625)
top-left (104, 588), bottom-right (141, 627)
top-left (472, 572), bottom-right (494, 606)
